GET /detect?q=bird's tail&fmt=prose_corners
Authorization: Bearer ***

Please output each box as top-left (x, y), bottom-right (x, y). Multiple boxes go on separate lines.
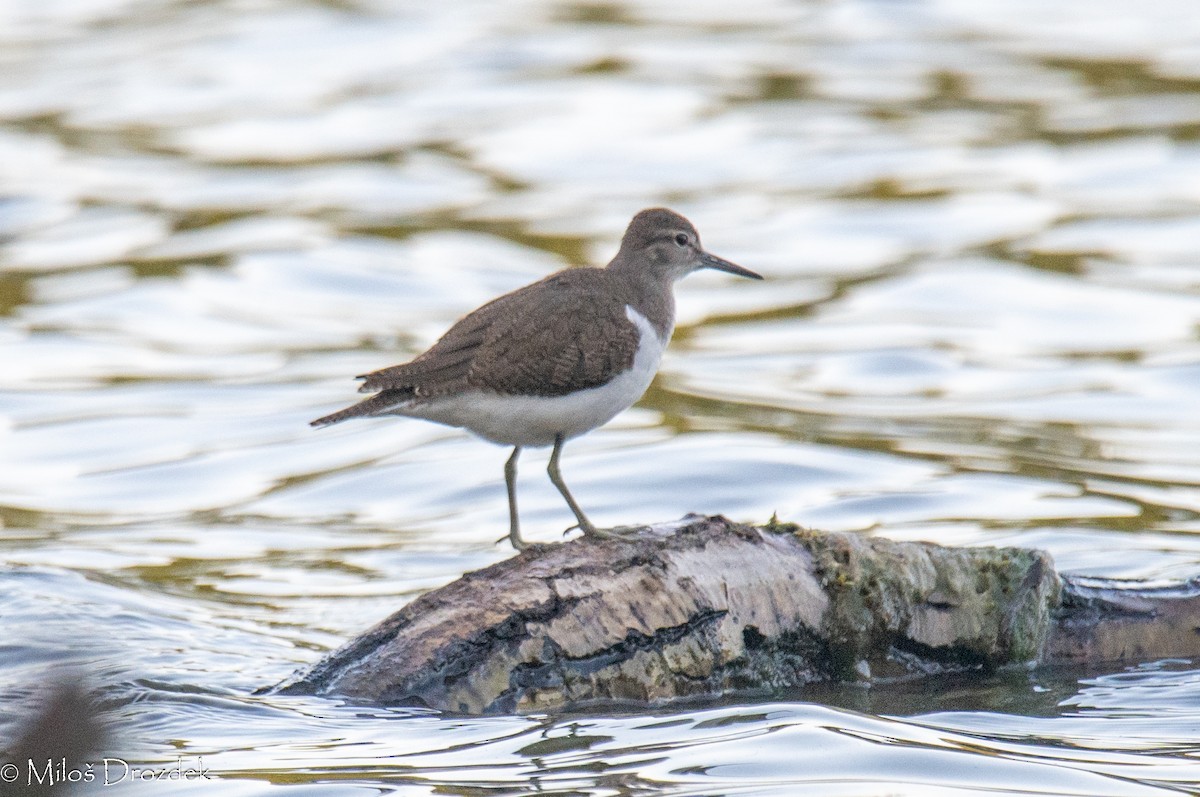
top-left (310, 389), bottom-right (413, 428)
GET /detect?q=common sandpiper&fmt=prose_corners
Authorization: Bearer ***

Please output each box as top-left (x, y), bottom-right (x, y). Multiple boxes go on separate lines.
top-left (312, 208), bottom-right (762, 550)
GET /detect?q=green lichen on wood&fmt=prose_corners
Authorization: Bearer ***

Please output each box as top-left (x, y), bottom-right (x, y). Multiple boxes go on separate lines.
top-left (762, 513), bottom-right (803, 535)
top-left (787, 529), bottom-right (1060, 677)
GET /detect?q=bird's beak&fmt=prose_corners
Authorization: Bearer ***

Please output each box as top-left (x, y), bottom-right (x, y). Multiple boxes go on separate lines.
top-left (699, 251), bottom-right (763, 280)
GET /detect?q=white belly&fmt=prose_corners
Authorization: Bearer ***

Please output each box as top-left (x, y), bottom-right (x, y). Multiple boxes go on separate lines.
top-left (388, 306), bottom-right (669, 447)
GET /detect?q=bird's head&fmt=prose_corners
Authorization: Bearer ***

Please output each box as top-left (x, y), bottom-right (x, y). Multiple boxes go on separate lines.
top-left (612, 208), bottom-right (762, 283)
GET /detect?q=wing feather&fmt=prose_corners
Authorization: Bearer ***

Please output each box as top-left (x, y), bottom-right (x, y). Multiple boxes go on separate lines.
top-left (357, 269), bottom-right (641, 398)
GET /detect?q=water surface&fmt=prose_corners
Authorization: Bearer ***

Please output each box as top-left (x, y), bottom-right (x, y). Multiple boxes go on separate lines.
top-left (2, 0), bottom-right (1200, 794)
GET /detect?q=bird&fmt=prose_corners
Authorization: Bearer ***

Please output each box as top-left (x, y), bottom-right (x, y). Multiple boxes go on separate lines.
top-left (312, 208), bottom-right (762, 550)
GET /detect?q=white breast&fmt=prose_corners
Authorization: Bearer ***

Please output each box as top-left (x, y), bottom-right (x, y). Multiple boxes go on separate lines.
top-left (396, 306), bottom-right (670, 447)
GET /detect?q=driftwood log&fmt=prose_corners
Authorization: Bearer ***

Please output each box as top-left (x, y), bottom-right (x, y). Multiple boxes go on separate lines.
top-left (272, 516), bottom-right (1200, 714)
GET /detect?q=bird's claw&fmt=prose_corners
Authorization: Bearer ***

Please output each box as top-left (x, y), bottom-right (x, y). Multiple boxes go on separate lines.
top-left (578, 524), bottom-right (650, 542)
top-left (495, 532), bottom-right (553, 553)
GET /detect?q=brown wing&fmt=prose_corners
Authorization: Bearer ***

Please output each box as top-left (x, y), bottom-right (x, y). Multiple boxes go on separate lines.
top-left (353, 291), bottom-right (500, 397)
top-left (358, 269), bottom-right (641, 399)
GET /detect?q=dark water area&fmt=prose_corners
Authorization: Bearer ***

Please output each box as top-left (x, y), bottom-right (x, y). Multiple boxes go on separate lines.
top-left (2, 0), bottom-right (1200, 794)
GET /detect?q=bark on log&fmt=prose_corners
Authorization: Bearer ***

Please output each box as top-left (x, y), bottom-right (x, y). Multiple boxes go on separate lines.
top-left (1048, 575), bottom-right (1200, 665)
top-left (277, 515), bottom-right (1200, 713)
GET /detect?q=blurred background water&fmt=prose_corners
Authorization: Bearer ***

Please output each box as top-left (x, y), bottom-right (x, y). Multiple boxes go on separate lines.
top-left (2, 0), bottom-right (1200, 794)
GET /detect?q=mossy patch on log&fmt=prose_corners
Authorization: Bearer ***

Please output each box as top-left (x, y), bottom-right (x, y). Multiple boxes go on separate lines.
top-left (787, 528), bottom-right (1059, 680)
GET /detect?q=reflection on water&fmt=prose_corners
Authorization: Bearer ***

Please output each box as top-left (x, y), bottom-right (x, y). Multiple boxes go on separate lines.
top-left (2, 0), bottom-right (1200, 794)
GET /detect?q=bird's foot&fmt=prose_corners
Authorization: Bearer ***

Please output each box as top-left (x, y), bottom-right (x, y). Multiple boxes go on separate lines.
top-left (567, 523), bottom-right (651, 543)
top-left (494, 533), bottom-right (554, 553)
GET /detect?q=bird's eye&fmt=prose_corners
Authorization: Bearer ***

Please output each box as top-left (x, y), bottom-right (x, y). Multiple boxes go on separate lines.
top-left (674, 233), bottom-right (689, 247)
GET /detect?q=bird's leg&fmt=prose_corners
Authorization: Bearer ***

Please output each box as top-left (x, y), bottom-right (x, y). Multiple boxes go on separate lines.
top-left (547, 435), bottom-right (647, 542)
top-left (501, 446), bottom-right (527, 551)
top-left (547, 434), bottom-right (601, 537)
